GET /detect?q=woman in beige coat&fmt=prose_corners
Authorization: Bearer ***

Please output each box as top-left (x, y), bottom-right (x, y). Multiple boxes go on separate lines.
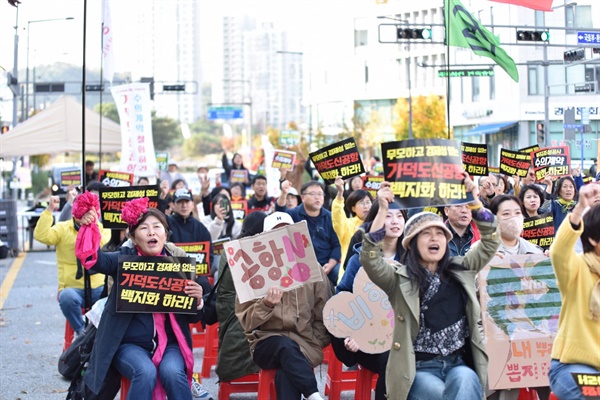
top-left (360, 174), bottom-right (500, 400)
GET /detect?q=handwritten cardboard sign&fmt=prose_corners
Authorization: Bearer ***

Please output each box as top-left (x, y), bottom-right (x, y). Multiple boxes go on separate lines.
top-left (272, 150), bottom-right (296, 171)
top-left (362, 175), bottom-right (385, 198)
top-left (309, 138), bottom-right (365, 184)
top-left (224, 221), bottom-right (323, 304)
top-left (98, 170), bottom-right (134, 187)
top-left (60, 169), bottom-right (82, 188)
top-left (522, 213), bottom-right (554, 251)
top-left (230, 169), bottom-right (249, 184)
top-left (381, 139), bottom-right (468, 209)
top-left (323, 268), bottom-right (393, 354)
top-left (116, 255), bottom-right (197, 314)
top-left (461, 142), bottom-right (488, 176)
top-left (531, 146), bottom-right (570, 181)
top-left (519, 145), bottom-right (540, 155)
top-left (175, 242), bottom-right (211, 276)
top-left (479, 254), bottom-right (560, 390)
top-left (99, 185), bottom-right (160, 229)
top-left (500, 149), bottom-right (532, 177)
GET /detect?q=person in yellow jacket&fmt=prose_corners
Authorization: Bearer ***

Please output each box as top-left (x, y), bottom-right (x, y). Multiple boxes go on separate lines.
top-left (34, 195), bottom-right (110, 335)
top-left (548, 183), bottom-right (600, 400)
top-left (332, 176), bottom-right (373, 274)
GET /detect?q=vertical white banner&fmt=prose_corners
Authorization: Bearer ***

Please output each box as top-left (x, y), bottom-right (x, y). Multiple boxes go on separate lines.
top-left (262, 135), bottom-right (281, 198)
top-left (102, 0), bottom-right (115, 83)
top-left (111, 83), bottom-right (157, 177)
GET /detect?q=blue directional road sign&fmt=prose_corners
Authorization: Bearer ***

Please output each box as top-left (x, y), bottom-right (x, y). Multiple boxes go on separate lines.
top-left (207, 106), bottom-right (244, 120)
top-left (577, 31), bottom-right (600, 45)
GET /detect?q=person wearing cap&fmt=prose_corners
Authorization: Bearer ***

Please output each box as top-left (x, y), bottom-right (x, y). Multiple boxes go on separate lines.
top-left (286, 186), bottom-right (302, 208)
top-left (235, 212), bottom-right (332, 400)
top-left (160, 162), bottom-right (187, 188)
top-left (276, 180), bottom-right (342, 285)
top-left (359, 173), bottom-right (500, 400)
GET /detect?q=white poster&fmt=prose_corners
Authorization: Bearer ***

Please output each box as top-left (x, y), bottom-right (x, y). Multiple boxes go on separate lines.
top-left (111, 83), bottom-right (157, 177)
top-left (101, 0), bottom-right (115, 83)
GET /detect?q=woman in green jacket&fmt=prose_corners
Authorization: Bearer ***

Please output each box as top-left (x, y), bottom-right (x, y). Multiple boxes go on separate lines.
top-left (359, 174), bottom-right (500, 400)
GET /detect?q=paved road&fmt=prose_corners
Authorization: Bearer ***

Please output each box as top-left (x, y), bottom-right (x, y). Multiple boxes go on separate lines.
top-left (0, 220), bottom-right (358, 399)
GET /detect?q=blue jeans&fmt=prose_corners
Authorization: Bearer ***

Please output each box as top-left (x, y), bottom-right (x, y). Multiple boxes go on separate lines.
top-left (408, 354), bottom-right (482, 400)
top-left (58, 287), bottom-right (103, 334)
top-left (549, 359), bottom-right (599, 400)
top-left (113, 343), bottom-right (191, 400)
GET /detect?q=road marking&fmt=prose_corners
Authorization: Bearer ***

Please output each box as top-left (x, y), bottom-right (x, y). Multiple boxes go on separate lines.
top-left (0, 253), bottom-right (26, 310)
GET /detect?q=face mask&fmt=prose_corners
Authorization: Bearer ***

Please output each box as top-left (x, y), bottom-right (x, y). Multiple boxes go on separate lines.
top-left (499, 216), bottom-right (524, 240)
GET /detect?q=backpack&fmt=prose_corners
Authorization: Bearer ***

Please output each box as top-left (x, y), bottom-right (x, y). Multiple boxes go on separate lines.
top-left (63, 325), bottom-right (120, 400)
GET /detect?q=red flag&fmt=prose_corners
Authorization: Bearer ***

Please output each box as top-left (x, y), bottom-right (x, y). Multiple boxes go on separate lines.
top-left (489, 0), bottom-right (553, 11)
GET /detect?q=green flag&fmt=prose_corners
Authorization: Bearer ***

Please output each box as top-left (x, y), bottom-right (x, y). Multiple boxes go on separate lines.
top-left (445, 0), bottom-right (519, 82)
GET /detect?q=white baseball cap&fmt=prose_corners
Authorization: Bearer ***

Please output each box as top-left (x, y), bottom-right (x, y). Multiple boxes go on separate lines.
top-left (263, 212), bottom-right (295, 232)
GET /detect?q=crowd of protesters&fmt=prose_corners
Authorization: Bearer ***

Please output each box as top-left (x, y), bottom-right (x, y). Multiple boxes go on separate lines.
top-left (35, 148), bottom-right (599, 400)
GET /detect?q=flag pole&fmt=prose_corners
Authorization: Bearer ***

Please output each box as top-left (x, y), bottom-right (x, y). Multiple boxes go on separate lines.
top-left (81, 0), bottom-right (87, 189)
top-left (99, 20), bottom-right (104, 172)
top-left (444, 1), bottom-right (451, 139)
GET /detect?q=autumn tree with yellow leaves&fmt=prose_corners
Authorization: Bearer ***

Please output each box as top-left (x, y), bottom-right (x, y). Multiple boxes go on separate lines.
top-left (392, 94), bottom-right (451, 140)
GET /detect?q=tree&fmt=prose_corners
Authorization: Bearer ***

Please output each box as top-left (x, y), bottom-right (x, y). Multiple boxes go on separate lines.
top-left (392, 95), bottom-right (451, 140)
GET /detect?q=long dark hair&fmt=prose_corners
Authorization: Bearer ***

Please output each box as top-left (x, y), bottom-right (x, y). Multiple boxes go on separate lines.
top-left (128, 208), bottom-right (170, 238)
top-left (211, 194), bottom-right (235, 238)
top-left (518, 184), bottom-right (546, 215)
top-left (400, 237), bottom-right (465, 294)
top-left (362, 201), bottom-right (407, 261)
top-left (554, 176), bottom-right (578, 201)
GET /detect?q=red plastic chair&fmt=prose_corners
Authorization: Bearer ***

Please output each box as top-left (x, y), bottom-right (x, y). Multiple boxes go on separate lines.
top-left (200, 323), bottom-right (219, 378)
top-left (549, 392), bottom-right (559, 400)
top-left (518, 388), bottom-right (540, 400)
top-left (355, 365), bottom-right (378, 400)
top-left (120, 377), bottom-right (130, 400)
top-left (219, 373), bottom-right (260, 399)
top-left (257, 369), bottom-right (277, 400)
top-left (190, 321), bottom-right (206, 349)
top-left (63, 320), bottom-right (75, 352)
top-left (324, 348), bottom-right (357, 400)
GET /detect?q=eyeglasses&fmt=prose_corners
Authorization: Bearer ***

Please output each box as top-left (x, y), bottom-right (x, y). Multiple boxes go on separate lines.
top-left (357, 199), bottom-right (372, 207)
top-left (303, 192), bottom-right (324, 197)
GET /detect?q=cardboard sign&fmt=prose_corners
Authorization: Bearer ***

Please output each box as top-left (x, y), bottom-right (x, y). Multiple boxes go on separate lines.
top-left (362, 175), bottom-right (385, 198)
top-left (522, 213), bottom-right (554, 250)
top-left (230, 169), bottom-right (248, 184)
top-left (99, 185), bottom-right (160, 229)
top-left (500, 149), bottom-right (532, 177)
top-left (381, 139), bottom-right (468, 209)
top-left (309, 138), bottom-right (365, 184)
top-left (461, 142), bottom-right (488, 176)
top-left (479, 254), bottom-right (560, 390)
top-left (224, 221), bottom-right (323, 304)
top-left (116, 255), bottom-right (197, 314)
top-left (519, 145), bottom-right (540, 155)
top-left (98, 170), bottom-right (134, 187)
top-left (272, 150), bottom-right (296, 171)
top-left (279, 130), bottom-right (300, 146)
top-left (571, 373), bottom-right (600, 399)
top-left (489, 166), bottom-right (500, 174)
top-left (323, 268), bottom-right (393, 354)
top-left (212, 237), bottom-right (230, 256)
top-left (531, 146), bottom-right (570, 181)
top-left (230, 200), bottom-right (248, 221)
top-left (155, 152), bottom-right (169, 172)
top-left (60, 169), bottom-right (82, 188)
top-left (175, 242), bottom-right (211, 276)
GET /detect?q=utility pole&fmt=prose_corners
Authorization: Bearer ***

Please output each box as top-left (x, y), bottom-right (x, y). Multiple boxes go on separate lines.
top-left (11, 8), bottom-right (19, 127)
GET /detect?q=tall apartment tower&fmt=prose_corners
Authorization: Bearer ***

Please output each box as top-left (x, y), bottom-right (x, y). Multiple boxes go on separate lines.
top-left (130, 0), bottom-right (203, 124)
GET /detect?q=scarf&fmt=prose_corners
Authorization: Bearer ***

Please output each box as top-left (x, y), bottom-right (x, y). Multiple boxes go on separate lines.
top-left (136, 247), bottom-right (194, 400)
top-left (557, 197), bottom-right (577, 215)
top-left (581, 252), bottom-right (600, 321)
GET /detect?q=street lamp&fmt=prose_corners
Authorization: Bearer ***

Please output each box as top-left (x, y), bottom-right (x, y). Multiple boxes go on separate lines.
top-left (25, 17), bottom-right (74, 119)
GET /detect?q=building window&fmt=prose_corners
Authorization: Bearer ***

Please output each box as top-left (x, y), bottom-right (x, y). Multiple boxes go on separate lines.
top-left (489, 74), bottom-right (495, 100)
top-left (566, 5), bottom-right (592, 34)
top-left (354, 29), bottom-right (368, 47)
top-left (472, 76), bottom-right (480, 102)
top-left (528, 65), bottom-right (540, 95)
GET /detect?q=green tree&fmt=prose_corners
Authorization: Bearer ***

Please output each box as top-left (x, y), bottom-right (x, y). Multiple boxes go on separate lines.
top-left (392, 95), bottom-right (451, 140)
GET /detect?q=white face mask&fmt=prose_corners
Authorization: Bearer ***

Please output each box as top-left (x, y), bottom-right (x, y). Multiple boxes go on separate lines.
top-left (499, 215), bottom-right (524, 240)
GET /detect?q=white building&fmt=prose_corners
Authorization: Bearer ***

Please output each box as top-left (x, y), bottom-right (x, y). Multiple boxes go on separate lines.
top-left (305, 0), bottom-right (599, 166)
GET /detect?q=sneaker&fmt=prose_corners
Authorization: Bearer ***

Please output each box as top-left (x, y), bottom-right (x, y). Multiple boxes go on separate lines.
top-left (191, 378), bottom-right (213, 400)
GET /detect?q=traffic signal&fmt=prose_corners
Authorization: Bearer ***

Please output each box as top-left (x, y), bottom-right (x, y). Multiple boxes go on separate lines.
top-left (516, 30), bottom-right (550, 42)
top-left (397, 27), bottom-right (432, 40)
top-left (1, 125), bottom-right (9, 134)
top-left (537, 122), bottom-right (545, 144)
top-left (564, 48), bottom-right (585, 62)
